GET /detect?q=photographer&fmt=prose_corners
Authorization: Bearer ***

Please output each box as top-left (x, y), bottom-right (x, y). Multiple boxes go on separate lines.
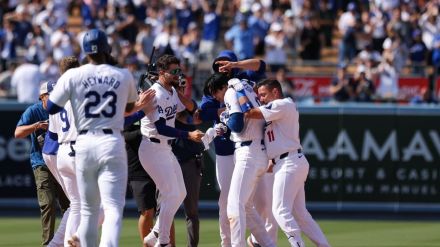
top-left (14, 81), bottom-right (69, 246)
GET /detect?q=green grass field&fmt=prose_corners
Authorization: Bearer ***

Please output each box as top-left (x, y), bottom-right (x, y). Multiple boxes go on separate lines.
top-left (0, 217), bottom-right (439, 246)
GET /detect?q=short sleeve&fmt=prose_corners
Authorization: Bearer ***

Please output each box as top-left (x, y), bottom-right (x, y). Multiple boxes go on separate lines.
top-left (224, 88), bottom-right (241, 114)
top-left (49, 70), bottom-right (73, 108)
top-left (17, 107), bottom-right (34, 126)
top-left (48, 114), bottom-right (57, 133)
top-left (125, 70), bottom-right (138, 104)
top-left (259, 99), bottom-right (287, 122)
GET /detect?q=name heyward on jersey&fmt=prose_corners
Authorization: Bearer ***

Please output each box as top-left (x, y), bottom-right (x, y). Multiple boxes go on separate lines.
top-left (81, 76), bottom-right (121, 90)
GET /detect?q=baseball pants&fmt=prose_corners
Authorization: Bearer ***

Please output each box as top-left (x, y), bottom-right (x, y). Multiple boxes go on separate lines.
top-left (252, 172), bottom-right (278, 244)
top-left (180, 156), bottom-right (203, 247)
top-left (228, 141), bottom-right (275, 247)
top-left (75, 131), bottom-right (127, 247)
top-left (57, 143), bottom-right (81, 246)
top-left (42, 154), bottom-right (70, 247)
top-left (139, 138), bottom-right (186, 245)
top-left (272, 153), bottom-right (330, 247)
top-left (215, 154), bottom-right (234, 247)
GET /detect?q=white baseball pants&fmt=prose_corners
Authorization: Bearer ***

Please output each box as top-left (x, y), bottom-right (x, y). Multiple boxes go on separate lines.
top-left (215, 154), bottom-right (235, 247)
top-left (75, 131), bottom-right (127, 247)
top-left (252, 172), bottom-right (278, 244)
top-left (272, 153), bottom-right (331, 247)
top-left (138, 138), bottom-right (186, 245)
top-left (57, 143), bottom-right (81, 247)
top-left (42, 153), bottom-right (68, 247)
top-left (228, 141), bottom-right (275, 247)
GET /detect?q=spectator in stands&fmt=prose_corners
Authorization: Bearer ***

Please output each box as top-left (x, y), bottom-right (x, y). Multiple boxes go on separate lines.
top-left (410, 86), bottom-right (438, 104)
top-left (353, 65), bottom-right (375, 102)
top-left (275, 67), bottom-right (295, 99)
top-left (377, 52), bottom-right (399, 101)
top-left (25, 24), bottom-right (47, 65)
top-left (319, 0), bottom-right (335, 47)
top-left (265, 22), bottom-right (287, 72)
top-left (9, 4), bottom-right (33, 48)
top-left (0, 18), bottom-right (17, 71)
top-left (369, 5), bottom-right (387, 53)
top-left (175, 0), bottom-right (199, 35)
top-left (0, 59), bottom-right (18, 98)
top-left (39, 55), bottom-right (59, 82)
top-left (135, 21), bottom-right (156, 66)
top-left (115, 2), bottom-right (138, 43)
top-left (281, 9), bottom-right (298, 56)
top-left (299, 16), bottom-right (321, 60)
top-left (248, 3), bottom-right (270, 56)
top-left (50, 21), bottom-right (75, 62)
top-left (382, 30), bottom-right (408, 73)
top-left (409, 29), bottom-right (427, 75)
top-left (330, 64), bottom-right (356, 102)
top-left (182, 22), bottom-right (201, 65)
top-left (338, 2), bottom-right (357, 66)
top-left (225, 14), bottom-right (255, 60)
top-left (153, 21), bottom-right (178, 57)
top-left (199, 0), bottom-right (224, 61)
top-left (10, 58), bottom-right (41, 103)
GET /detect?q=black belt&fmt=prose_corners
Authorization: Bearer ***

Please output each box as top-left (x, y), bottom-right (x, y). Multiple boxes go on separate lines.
top-left (272, 149), bottom-right (302, 164)
top-left (236, 139), bottom-right (265, 147)
top-left (59, 141), bottom-right (76, 145)
top-left (79, 129), bottom-right (113, 135)
top-left (149, 137), bottom-right (174, 145)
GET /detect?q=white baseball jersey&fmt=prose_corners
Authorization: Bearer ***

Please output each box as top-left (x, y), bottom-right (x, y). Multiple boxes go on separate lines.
top-left (259, 97), bottom-right (302, 159)
top-left (224, 82), bottom-right (264, 142)
top-left (140, 82), bottom-right (186, 141)
top-left (50, 64), bottom-right (138, 131)
top-left (48, 102), bottom-right (78, 143)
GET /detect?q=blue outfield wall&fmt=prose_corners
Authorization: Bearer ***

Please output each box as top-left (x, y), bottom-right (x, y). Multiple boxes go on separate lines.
top-left (0, 102), bottom-right (439, 213)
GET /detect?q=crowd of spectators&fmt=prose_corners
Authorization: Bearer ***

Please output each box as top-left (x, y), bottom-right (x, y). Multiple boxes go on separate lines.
top-left (0, 0), bottom-right (438, 104)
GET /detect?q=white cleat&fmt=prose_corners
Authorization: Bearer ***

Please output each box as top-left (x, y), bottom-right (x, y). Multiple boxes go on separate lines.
top-left (287, 234), bottom-right (305, 247)
top-left (67, 235), bottom-right (80, 247)
top-left (246, 236), bottom-right (262, 247)
top-left (143, 231), bottom-right (158, 247)
top-left (153, 242), bottom-right (172, 247)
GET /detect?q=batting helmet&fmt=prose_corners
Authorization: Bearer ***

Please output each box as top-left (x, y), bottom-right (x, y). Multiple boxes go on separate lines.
top-left (82, 29), bottom-right (111, 55)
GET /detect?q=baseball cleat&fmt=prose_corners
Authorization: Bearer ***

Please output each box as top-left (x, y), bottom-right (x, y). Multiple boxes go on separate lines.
top-left (246, 236), bottom-right (262, 247)
top-left (287, 234), bottom-right (305, 247)
top-left (153, 242), bottom-right (172, 247)
top-left (143, 231), bottom-right (158, 247)
top-left (67, 235), bottom-right (80, 247)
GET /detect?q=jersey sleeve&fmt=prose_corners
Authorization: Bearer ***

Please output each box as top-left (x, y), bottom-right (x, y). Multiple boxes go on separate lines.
top-left (48, 114), bottom-right (58, 133)
top-left (49, 70), bottom-right (72, 107)
top-left (125, 70), bottom-right (138, 104)
top-left (259, 99), bottom-right (287, 122)
top-left (224, 88), bottom-right (241, 114)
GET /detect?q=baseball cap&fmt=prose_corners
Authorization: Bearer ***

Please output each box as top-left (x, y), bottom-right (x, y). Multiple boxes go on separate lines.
top-left (347, 2), bottom-right (356, 11)
top-left (40, 80), bottom-right (56, 95)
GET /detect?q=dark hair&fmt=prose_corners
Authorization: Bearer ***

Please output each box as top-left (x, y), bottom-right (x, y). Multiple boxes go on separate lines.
top-left (203, 72), bottom-right (229, 96)
top-left (157, 54), bottom-right (180, 71)
top-left (257, 79), bottom-right (283, 96)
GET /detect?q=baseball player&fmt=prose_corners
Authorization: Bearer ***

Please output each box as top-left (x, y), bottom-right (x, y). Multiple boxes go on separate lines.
top-left (199, 50), bottom-right (276, 247)
top-left (41, 79), bottom-right (71, 247)
top-left (47, 29), bottom-right (138, 247)
top-left (242, 79), bottom-right (331, 247)
top-left (44, 56), bottom-right (82, 247)
top-left (139, 54), bottom-right (204, 247)
top-left (222, 77), bottom-right (275, 247)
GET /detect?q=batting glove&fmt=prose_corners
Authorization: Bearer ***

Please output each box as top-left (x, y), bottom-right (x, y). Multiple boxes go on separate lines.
top-left (219, 110), bottom-right (229, 124)
top-left (227, 78), bottom-right (245, 91)
top-left (214, 122), bottom-right (228, 136)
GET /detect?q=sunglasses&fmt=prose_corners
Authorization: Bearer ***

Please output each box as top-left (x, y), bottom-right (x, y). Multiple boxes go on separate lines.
top-left (167, 68), bottom-right (182, 76)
